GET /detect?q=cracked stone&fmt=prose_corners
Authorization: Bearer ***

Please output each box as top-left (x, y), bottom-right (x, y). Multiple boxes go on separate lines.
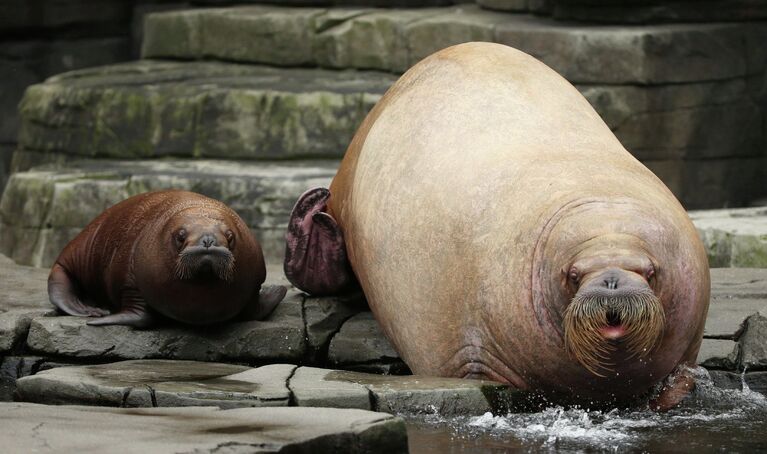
top-left (327, 312), bottom-right (406, 372)
top-left (328, 370), bottom-right (520, 416)
top-left (0, 255), bottom-right (54, 353)
top-left (303, 292), bottom-right (367, 362)
top-left (25, 294), bottom-right (306, 362)
top-left (0, 402), bottom-right (408, 453)
top-left (16, 360), bottom-right (295, 408)
top-left (289, 366), bottom-right (372, 409)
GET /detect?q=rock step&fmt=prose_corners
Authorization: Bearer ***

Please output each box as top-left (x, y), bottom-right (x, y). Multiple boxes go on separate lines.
top-left (15, 359), bottom-right (520, 415)
top-left (141, 4), bottom-right (767, 84)
top-left (0, 158), bottom-right (337, 267)
top-left (15, 60), bottom-right (393, 164)
top-left (690, 207), bottom-right (767, 268)
top-left (2, 157), bottom-right (766, 268)
top-left (14, 51), bottom-right (767, 208)
top-left (0, 401), bottom-right (408, 454)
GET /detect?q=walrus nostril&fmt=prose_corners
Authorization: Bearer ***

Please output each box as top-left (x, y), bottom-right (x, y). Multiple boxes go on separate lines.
top-left (603, 277), bottom-right (618, 290)
top-left (201, 235), bottom-right (215, 248)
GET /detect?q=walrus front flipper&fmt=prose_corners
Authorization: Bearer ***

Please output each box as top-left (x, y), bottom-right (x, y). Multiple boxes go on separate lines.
top-left (86, 288), bottom-right (155, 328)
top-left (649, 364), bottom-right (697, 411)
top-left (48, 263), bottom-right (109, 317)
top-left (284, 188), bottom-right (356, 295)
top-left (237, 284), bottom-right (288, 321)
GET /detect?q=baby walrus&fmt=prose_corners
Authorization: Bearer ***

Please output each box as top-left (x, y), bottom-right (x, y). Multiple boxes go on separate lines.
top-left (49, 190), bottom-right (286, 327)
top-left (285, 42), bottom-right (710, 411)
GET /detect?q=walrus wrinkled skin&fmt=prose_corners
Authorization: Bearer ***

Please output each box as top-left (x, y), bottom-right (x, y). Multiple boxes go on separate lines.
top-left (49, 190), bottom-right (286, 328)
top-left (285, 42), bottom-right (710, 410)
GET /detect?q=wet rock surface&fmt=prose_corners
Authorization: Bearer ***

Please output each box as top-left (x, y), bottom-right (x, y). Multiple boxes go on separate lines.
top-left (2, 254), bottom-right (767, 399)
top-left (15, 359), bottom-right (517, 416)
top-left (0, 401), bottom-right (408, 454)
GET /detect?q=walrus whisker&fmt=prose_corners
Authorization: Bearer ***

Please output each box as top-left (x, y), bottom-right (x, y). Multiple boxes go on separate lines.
top-left (564, 288), bottom-right (664, 376)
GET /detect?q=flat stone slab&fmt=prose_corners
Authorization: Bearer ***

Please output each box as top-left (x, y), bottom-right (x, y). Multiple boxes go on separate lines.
top-left (691, 207), bottom-right (767, 268)
top-left (0, 255), bottom-right (53, 353)
top-left (16, 360), bottom-right (294, 408)
top-left (0, 402), bottom-right (408, 454)
top-left (142, 4), bottom-right (767, 84)
top-left (17, 60), bottom-right (392, 162)
top-left (0, 158), bottom-right (337, 266)
top-left (25, 293), bottom-right (306, 362)
top-left (705, 268), bottom-right (767, 338)
top-left (15, 359), bottom-right (518, 416)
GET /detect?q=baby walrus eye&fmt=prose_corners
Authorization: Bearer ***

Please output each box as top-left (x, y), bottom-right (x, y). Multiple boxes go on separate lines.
top-left (175, 229), bottom-right (187, 249)
top-left (225, 230), bottom-right (235, 248)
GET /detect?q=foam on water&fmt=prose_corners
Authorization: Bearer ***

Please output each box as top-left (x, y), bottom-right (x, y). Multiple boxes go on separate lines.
top-left (454, 367), bottom-right (767, 451)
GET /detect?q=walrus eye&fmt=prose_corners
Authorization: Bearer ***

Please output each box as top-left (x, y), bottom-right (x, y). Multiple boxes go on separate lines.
top-left (646, 265), bottom-right (656, 281)
top-left (569, 267), bottom-right (580, 286)
top-left (225, 230), bottom-right (235, 248)
top-left (175, 229), bottom-right (187, 247)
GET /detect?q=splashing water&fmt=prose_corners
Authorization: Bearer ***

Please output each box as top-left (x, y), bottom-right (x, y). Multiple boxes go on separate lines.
top-left (407, 367), bottom-right (767, 453)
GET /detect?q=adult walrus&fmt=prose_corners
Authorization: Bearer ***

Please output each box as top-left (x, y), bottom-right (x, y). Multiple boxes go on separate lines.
top-left (285, 42), bottom-right (710, 410)
top-left (49, 190), bottom-right (286, 327)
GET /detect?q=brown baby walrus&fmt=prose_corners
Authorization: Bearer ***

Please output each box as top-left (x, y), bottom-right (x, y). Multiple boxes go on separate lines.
top-left (284, 42), bottom-right (710, 411)
top-left (49, 190), bottom-right (286, 327)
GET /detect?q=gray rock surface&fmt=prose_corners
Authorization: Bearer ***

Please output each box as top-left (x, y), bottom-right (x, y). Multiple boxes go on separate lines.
top-left (0, 402), bottom-right (408, 454)
top-left (289, 365), bottom-right (372, 409)
top-left (737, 313), bottom-right (767, 370)
top-left (0, 159), bottom-right (337, 266)
top-left (141, 5), bottom-right (767, 84)
top-left (691, 207), bottom-right (767, 268)
top-left (0, 256), bottom-right (53, 353)
top-left (303, 293), bottom-right (367, 361)
top-left (25, 293), bottom-right (306, 362)
top-left (16, 60), bottom-right (392, 162)
top-left (697, 339), bottom-right (737, 370)
top-left (709, 370), bottom-right (767, 395)
top-left (328, 312), bottom-right (407, 373)
top-left (16, 360), bottom-right (295, 408)
top-left (15, 359), bottom-right (517, 415)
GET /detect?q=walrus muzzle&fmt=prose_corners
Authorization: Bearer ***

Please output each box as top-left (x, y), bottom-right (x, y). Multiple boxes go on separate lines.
top-left (563, 286), bottom-right (665, 377)
top-left (175, 246), bottom-right (235, 283)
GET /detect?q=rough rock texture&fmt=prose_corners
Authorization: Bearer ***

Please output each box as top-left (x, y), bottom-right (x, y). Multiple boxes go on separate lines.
top-left (0, 256), bottom-right (53, 354)
top-left (0, 159), bottom-right (337, 266)
top-left (142, 5), bottom-right (767, 84)
top-left (25, 293), bottom-right (306, 363)
top-left (691, 207), bottom-right (767, 268)
top-left (709, 370), bottom-right (767, 395)
top-left (328, 312), bottom-right (409, 374)
top-left (737, 314), bottom-right (767, 370)
top-left (0, 402), bottom-right (408, 454)
top-left (15, 359), bottom-right (518, 415)
top-left (16, 360), bottom-right (295, 408)
top-left (15, 61), bottom-right (392, 162)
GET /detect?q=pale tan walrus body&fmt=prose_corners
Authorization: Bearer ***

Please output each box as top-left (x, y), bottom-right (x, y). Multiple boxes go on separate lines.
top-left (285, 42), bottom-right (710, 409)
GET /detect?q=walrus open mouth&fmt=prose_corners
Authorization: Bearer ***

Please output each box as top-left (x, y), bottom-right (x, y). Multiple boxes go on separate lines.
top-left (175, 246), bottom-right (235, 282)
top-left (563, 289), bottom-right (665, 377)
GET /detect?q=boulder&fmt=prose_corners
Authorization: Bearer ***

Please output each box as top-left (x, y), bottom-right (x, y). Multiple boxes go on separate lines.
top-left (328, 312), bottom-right (408, 374)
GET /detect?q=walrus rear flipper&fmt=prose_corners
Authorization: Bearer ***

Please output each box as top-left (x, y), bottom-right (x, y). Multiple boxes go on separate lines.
top-left (86, 288), bottom-right (155, 328)
top-left (48, 263), bottom-right (109, 317)
top-left (284, 188), bottom-right (357, 295)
